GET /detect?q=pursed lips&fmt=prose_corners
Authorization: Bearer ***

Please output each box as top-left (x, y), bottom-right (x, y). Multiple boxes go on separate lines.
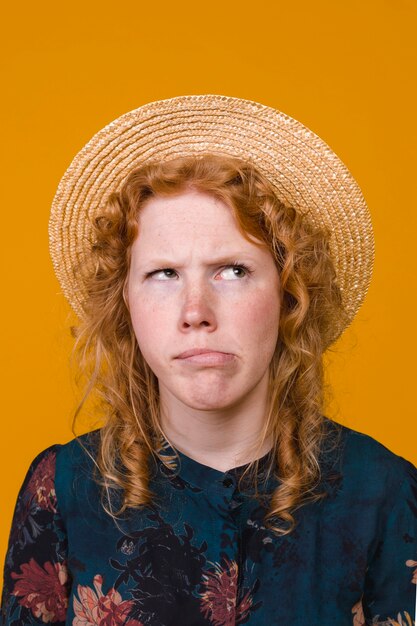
top-left (175, 349), bottom-right (235, 364)
top-left (176, 348), bottom-right (230, 359)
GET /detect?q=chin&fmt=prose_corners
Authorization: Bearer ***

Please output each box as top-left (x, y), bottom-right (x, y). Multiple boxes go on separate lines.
top-left (182, 391), bottom-right (245, 412)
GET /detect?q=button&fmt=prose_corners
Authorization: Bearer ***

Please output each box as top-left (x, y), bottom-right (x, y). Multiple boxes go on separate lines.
top-left (223, 477), bottom-right (234, 488)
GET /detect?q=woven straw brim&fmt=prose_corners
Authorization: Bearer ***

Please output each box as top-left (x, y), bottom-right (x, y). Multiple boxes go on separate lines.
top-left (49, 94), bottom-right (374, 345)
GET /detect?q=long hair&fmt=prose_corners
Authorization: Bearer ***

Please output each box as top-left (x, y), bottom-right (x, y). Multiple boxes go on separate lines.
top-left (72, 153), bottom-right (348, 536)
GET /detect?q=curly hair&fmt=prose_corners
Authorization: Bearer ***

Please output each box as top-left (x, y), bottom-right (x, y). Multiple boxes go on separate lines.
top-left (71, 153), bottom-right (348, 536)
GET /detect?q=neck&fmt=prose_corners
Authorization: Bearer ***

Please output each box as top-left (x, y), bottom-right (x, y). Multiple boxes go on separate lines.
top-left (158, 378), bottom-right (273, 473)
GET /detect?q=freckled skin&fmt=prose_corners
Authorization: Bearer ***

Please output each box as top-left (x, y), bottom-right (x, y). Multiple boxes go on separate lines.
top-left (127, 189), bottom-right (281, 463)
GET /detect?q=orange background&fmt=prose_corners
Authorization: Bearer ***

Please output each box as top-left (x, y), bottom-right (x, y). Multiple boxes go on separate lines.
top-left (1, 0), bottom-right (416, 594)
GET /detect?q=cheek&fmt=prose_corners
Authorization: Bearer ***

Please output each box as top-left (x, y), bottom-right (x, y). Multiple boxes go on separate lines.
top-left (129, 298), bottom-right (168, 353)
top-left (236, 294), bottom-right (280, 366)
top-left (242, 290), bottom-right (280, 339)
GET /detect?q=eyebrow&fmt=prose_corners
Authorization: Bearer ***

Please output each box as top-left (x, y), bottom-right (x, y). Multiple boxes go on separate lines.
top-left (141, 254), bottom-right (257, 269)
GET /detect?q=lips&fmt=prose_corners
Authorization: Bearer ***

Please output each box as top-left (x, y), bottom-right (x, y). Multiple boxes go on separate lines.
top-left (176, 348), bottom-right (229, 359)
top-left (175, 348), bottom-right (235, 366)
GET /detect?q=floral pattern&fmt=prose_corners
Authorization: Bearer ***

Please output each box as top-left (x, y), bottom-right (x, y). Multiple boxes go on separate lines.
top-left (11, 558), bottom-right (69, 622)
top-left (406, 560), bottom-right (417, 585)
top-left (1, 419), bottom-right (417, 625)
top-left (352, 600), bottom-right (365, 626)
top-left (73, 575), bottom-right (143, 626)
top-left (199, 557), bottom-right (257, 625)
top-left (351, 601), bottom-right (415, 626)
top-left (351, 559), bottom-right (417, 626)
top-left (387, 614), bottom-right (415, 626)
top-left (25, 451), bottom-right (58, 513)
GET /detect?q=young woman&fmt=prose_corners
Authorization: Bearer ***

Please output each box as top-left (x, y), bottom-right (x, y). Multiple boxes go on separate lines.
top-left (1, 95), bottom-right (416, 626)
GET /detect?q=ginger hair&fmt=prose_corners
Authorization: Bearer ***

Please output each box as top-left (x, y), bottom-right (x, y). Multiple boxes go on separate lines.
top-left (72, 153), bottom-right (347, 536)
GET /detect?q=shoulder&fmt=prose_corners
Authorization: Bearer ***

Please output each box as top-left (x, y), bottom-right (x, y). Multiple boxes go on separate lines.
top-left (13, 443), bottom-right (64, 515)
top-left (25, 429), bottom-right (101, 476)
top-left (52, 428), bottom-right (101, 481)
top-left (322, 416), bottom-right (417, 505)
top-left (19, 430), bottom-right (102, 514)
top-left (55, 428), bottom-right (101, 466)
top-left (330, 417), bottom-right (416, 473)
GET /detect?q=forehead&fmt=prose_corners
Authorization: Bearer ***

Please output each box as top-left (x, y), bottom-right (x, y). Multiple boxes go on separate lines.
top-left (138, 189), bottom-right (233, 225)
top-left (135, 190), bottom-right (266, 252)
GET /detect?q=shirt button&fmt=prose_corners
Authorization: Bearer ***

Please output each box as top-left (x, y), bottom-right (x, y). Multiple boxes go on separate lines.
top-left (223, 477), bottom-right (234, 488)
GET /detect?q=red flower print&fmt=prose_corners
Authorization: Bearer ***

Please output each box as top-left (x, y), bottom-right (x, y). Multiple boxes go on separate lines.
top-left (11, 558), bottom-right (69, 622)
top-left (406, 559), bottom-right (417, 584)
top-left (351, 599), bottom-right (365, 626)
top-left (73, 574), bottom-right (143, 626)
top-left (199, 557), bottom-right (254, 626)
top-left (26, 451), bottom-right (57, 513)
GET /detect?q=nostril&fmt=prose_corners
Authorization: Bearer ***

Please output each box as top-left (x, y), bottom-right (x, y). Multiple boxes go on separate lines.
top-left (183, 320), bottom-right (211, 328)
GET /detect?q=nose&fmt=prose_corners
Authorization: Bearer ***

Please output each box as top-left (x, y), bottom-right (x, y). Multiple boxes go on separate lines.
top-left (179, 281), bottom-right (217, 331)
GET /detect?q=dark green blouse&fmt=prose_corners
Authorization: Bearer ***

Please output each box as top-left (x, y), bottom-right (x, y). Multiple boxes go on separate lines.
top-left (1, 417), bottom-right (417, 625)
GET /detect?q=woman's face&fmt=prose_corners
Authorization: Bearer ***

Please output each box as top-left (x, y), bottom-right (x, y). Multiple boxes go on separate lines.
top-left (127, 189), bottom-right (281, 413)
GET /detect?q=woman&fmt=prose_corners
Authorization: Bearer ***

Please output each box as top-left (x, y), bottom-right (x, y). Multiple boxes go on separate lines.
top-left (1, 95), bottom-right (416, 626)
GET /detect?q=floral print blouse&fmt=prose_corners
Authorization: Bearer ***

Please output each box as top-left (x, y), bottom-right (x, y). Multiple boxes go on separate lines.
top-left (1, 417), bottom-right (416, 626)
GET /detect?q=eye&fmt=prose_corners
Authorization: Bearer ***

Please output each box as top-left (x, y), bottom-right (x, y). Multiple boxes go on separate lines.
top-left (147, 268), bottom-right (177, 280)
top-left (218, 263), bottom-right (252, 280)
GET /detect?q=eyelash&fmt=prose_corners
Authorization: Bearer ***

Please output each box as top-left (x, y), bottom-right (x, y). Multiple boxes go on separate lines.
top-left (226, 262), bottom-right (254, 278)
top-left (146, 262), bottom-right (254, 280)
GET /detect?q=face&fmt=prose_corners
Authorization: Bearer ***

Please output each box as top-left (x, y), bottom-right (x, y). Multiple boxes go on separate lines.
top-left (127, 189), bottom-right (281, 413)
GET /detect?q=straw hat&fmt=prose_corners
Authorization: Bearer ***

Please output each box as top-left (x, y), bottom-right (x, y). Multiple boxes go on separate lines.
top-left (49, 94), bottom-right (374, 344)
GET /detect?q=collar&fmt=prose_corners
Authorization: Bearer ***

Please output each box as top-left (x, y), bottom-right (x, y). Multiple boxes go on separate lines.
top-left (154, 436), bottom-right (277, 493)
